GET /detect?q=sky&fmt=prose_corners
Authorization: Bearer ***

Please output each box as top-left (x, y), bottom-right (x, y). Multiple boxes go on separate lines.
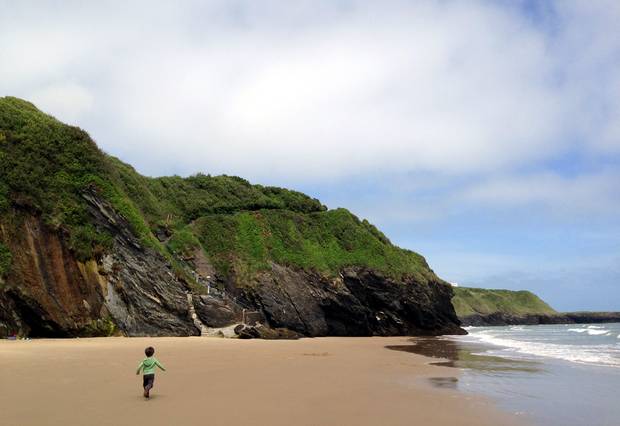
top-left (1, 0), bottom-right (618, 310)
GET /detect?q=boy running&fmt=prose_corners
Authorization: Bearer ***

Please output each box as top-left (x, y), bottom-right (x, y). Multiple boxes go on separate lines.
top-left (136, 346), bottom-right (166, 398)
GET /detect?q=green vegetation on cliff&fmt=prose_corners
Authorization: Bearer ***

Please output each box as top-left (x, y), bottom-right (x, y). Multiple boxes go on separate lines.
top-left (0, 97), bottom-right (134, 259)
top-left (0, 96), bottom-right (435, 283)
top-left (193, 209), bottom-right (428, 281)
top-left (452, 287), bottom-right (557, 317)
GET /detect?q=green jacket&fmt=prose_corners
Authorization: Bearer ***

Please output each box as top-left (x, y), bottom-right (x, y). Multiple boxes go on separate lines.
top-left (136, 357), bottom-right (166, 375)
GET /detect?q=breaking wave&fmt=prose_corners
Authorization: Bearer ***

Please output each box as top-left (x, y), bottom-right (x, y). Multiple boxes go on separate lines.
top-left (568, 327), bottom-right (610, 336)
top-left (466, 325), bottom-right (620, 368)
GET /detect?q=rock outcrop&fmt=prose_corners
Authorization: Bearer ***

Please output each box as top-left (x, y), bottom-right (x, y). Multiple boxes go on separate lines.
top-left (239, 265), bottom-right (464, 336)
top-left (0, 194), bottom-right (198, 337)
top-left (461, 311), bottom-right (620, 327)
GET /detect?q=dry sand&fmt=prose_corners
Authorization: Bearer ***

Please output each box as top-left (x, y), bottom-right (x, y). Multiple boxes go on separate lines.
top-left (0, 336), bottom-right (522, 426)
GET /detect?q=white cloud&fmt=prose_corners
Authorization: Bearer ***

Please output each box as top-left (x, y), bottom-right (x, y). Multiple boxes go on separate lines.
top-left (1, 1), bottom-right (618, 308)
top-left (460, 170), bottom-right (620, 216)
top-left (314, 168), bottom-right (620, 230)
top-left (29, 83), bottom-right (94, 123)
top-left (0, 1), bottom-right (618, 182)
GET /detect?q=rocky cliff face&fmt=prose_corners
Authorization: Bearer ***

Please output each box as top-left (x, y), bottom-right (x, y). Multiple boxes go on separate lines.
top-left (239, 265), bottom-right (463, 336)
top-left (0, 193), bottom-right (197, 337)
top-left (0, 191), bottom-right (464, 337)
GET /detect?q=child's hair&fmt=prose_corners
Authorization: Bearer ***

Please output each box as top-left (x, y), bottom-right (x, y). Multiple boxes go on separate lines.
top-left (145, 346), bottom-right (155, 357)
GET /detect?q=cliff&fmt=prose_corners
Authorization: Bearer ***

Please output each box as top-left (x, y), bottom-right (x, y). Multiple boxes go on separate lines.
top-left (453, 287), bottom-right (620, 326)
top-left (453, 287), bottom-right (556, 317)
top-left (0, 97), bottom-right (464, 338)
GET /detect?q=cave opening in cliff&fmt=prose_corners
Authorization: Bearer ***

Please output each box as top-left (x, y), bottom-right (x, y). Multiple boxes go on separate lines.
top-left (9, 293), bottom-right (71, 338)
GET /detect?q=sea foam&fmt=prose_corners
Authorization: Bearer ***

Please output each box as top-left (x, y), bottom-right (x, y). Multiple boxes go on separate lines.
top-left (467, 329), bottom-right (620, 367)
top-left (568, 327), bottom-right (609, 336)
top-left (586, 329), bottom-right (610, 336)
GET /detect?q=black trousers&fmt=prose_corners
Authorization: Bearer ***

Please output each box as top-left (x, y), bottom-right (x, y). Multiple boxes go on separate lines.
top-left (143, 374), bottom-right (155, 389)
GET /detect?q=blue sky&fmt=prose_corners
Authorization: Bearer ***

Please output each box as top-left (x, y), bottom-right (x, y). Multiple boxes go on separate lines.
top-left (1, 1), bottom-right (618, 310)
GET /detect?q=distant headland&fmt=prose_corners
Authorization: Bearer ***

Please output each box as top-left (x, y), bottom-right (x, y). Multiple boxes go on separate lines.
top-left (453, 287), bottom-right (620, 326)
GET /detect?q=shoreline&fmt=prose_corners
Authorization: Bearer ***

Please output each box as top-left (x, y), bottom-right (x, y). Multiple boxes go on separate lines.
top-left (0, 336), bottom-right (521, 426)
top-left (441, 324), bottom-right (620, 426)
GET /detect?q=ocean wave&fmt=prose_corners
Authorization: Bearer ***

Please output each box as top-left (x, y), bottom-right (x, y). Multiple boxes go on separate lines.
top-left (468, 330), bottom-right (620, 367)
top-left (586, 329), bottom-right (610, 336)
top-left (567, 327), bottom-right (609, 336)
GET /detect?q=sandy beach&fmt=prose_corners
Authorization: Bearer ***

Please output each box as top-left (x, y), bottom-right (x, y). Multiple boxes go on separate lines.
top-left (0, 336), bottom-right (521, 426)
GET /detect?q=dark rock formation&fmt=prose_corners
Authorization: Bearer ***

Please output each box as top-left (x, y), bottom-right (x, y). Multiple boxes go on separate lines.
top-left (192, 294), bottom-right (240, 328)
top-left (238, 264), bottom-right (465, 337)
top-left (234, 323), bottom-right (302, 339)
top-left (83, 193), bottom-right (197, 336)
top-left (461, 312), bottom-right (620, 327)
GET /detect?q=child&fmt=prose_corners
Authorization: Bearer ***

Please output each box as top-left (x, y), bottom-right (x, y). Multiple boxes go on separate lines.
top-left (136, 346), bottom-right (166, 398)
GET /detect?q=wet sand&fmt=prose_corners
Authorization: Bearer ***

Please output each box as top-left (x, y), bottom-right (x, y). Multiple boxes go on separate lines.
top-left (0, 336), bottom-right (522, 426)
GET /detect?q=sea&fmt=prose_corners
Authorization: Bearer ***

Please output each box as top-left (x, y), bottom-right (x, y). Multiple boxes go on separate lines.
top-left (390, 323), bottom-right (620, 426)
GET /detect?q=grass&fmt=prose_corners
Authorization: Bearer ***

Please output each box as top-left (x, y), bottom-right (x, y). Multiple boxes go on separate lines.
top-left (79, 317), bottom-right (118, 337)
top-left (166, 226), bottom-right (202, 257)
top-left (0, 96), bottom-right (437, 284)
top-left (452, 287), bottom-right (557, 317)
top-left (193, 208), bottom-right (432, 282)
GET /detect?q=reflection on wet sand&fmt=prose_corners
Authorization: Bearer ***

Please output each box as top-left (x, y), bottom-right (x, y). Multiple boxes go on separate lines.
top-left (427, 376), bottom-right (459, 389)
top-left (387, 330), bottom-right (620, 426)
top-left (386, 338), bottom-right (541, 374)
